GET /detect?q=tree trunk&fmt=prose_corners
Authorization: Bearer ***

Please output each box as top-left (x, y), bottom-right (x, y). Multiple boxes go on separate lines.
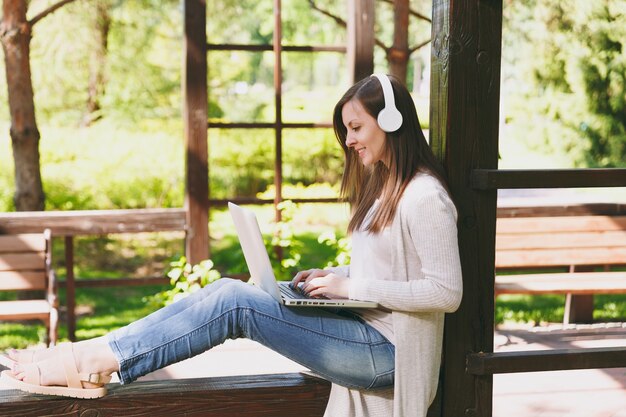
top-left (388, 0), bottom-right (410, 85)
top-left (1, 0), bottom-right (44, 211)
top-left (82, 0), bottom-right (110, 127)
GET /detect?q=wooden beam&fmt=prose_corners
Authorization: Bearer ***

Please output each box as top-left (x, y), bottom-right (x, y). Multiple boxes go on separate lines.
top-left (208, 122), bottom-right (332, 129)
top-left (65, 236), bottom-right (76, 341)
top-left (0, 209), bottom-right (187, 235)
top-left (207, 43), bottom-right (346, 53)
top-left (429, 0), bottom-right (503, 416)
top-left (274, 0), bottom-right (283, 224)
top-left (347, 0), bottom-right (374, 83)
top-left (183, 0), bottom-right (209, 264)
top-left (466, 347), bottom-right (626, 375)
top-left (472, 168), bottom-right (626, 190)
top-left (0, 373), bottom-right (331, 417)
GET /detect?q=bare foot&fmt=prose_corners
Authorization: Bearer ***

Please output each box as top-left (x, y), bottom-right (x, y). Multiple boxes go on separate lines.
top-left (7, 346), bottom-right (57, 364)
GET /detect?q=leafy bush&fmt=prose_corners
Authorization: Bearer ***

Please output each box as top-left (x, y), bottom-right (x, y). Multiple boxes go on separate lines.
top-left (147, 256), bottom-right (222, 307)
top-left (318, 230), bottom-right (351, 268)
top-left (266, 201), bottom-right (302, 281)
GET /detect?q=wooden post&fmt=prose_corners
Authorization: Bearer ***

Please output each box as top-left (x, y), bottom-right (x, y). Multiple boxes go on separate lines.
top-left (273, 0), bottom-right (283, 224)
top-left (564, 265), bottom-right (595, 324)
top-left (64, 236), bottom-right (76, 342)
top-left (429, 1), bottom-right (503, 416)
top-left (347, 0), bottom-right (374, 83)
top-left (183, 0), bottom-right (209, 264)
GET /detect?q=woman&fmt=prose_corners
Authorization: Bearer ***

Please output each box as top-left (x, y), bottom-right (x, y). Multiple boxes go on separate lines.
top-left (1, 74), bottom-right (462, 417)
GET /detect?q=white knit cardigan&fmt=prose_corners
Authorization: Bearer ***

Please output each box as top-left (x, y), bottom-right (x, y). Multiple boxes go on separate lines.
top-left (324, 172), bottom-right (463, 417)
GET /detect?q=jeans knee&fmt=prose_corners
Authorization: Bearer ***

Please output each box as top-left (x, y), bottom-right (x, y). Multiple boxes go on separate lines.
top-left (213, 278), bottom-right (255, 306)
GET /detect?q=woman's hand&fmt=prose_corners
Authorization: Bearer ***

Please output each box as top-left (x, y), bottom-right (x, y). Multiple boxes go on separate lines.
top-left (291, 269), bottom-right (350, 299)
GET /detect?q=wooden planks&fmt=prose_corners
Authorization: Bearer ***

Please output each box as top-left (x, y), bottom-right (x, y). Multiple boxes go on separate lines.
top-left (495, 216), bottom-right (626, 268)
top-left (496, 247), bottom-right (626, 268)
top-left (497, 215), bottom-right (626, 234)
top-left (495, 271), bottom-right (626, 295)
top-left (0, 234), bottom-right (46, 252)
top-left (0, 271), bottom-right (46, 291)
top-left (0, 208), bottom-right (187, 236)
top-left (0, 300), bottom-right (50, 321)
top-left (0, 253), bottom-right (45, 272)
top-left (0, 230), bottom-right (57, 344)
top-left (0, 373), bottom-right (331, 417)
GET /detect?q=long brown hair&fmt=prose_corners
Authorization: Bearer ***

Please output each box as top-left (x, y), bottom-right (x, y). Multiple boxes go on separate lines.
top-left (333, 75), bottom-right (450, 234)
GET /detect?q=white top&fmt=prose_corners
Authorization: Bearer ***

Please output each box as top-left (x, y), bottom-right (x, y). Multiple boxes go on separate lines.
top-left (324, 172), bottom-right (463, 417)
top-left (349, 200), bottom-right (395, 343)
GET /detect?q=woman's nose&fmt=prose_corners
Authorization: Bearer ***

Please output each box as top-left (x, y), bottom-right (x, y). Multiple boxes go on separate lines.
top-left (345, 134), bottom-right (356, 147)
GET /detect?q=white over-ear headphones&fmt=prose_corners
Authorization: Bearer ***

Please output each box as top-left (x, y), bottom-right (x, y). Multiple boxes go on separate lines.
top-left (371, 73), bottom-right (403, 132)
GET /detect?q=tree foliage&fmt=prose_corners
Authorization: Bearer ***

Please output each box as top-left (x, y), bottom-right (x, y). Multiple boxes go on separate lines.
top-left (504, 0), bottom-right (626, 167)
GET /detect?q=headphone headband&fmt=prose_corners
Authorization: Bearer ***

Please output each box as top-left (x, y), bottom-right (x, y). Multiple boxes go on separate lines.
top-left (371, 73), bottom-right (403, 132)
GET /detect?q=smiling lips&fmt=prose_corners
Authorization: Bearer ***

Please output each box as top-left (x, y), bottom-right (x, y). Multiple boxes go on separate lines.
top-left (356, 147), bottom-right (366, 157)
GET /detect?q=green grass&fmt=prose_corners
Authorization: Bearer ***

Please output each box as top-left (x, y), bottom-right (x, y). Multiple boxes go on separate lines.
top-left (0, 285), bottom-right (166, 350)
top-left (496, 294), bottom-right (626, 326)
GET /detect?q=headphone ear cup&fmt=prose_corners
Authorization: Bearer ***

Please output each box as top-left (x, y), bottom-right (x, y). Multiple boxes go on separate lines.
top-left (371, 73), bottom-right (403, 132)
top-left (377, 107), bottom-right (403, 132)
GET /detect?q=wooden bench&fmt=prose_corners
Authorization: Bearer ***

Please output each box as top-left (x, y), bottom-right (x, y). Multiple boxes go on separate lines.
top-left (0, 230), bottom-right (58, 345)
top-left (0, 208), bottom-right (187, 341)
top-left (0, 372), bottom-right (331, 417)
top-left (494, 214), bottom-right (626, 323)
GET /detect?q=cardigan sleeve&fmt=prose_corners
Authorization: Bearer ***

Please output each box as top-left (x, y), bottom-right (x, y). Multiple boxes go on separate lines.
top-left (348, 185), bottom-right (463, 313)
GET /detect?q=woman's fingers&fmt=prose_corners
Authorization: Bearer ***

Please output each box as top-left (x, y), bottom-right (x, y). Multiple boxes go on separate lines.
top-left (306, 275), bottom-right (350, 299)
top-left (291, 268), bottom-right (321, 288)
top-left (292, 268), bottom-right (329, 288)
top-left (305, 277), bottom-right (328, 297)
top-left (290, 271), bottom-right (306, 288)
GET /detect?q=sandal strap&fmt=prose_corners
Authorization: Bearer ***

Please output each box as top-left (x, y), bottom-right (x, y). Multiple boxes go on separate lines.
top-left (60, 343), bottom-right (83, 389)
top-left (60, 343), bottom-right (112, 388)
top-left (78, 372), bottom-right (112, 385)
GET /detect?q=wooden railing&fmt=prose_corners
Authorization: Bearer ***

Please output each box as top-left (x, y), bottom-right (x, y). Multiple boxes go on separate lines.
top-left (0, 208), bottom-right (187, 341)
top-left (1, 201), bottom-right (625, 342)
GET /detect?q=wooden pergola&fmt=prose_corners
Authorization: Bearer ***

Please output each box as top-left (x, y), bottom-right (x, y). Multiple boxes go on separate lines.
top-left (182, 1), bottom-right (626, 416)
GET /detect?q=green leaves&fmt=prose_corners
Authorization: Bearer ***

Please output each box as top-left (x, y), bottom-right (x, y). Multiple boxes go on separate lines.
top-left (149, 256), bottom-right (222, 307)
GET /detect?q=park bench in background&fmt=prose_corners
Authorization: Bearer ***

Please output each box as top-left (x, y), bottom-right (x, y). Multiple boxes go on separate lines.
top-left (495, 212), bottom-right (626, 324)
top-left (0, 208), bottom-right (187, 341)
top-left (0, 229), bottom-right (58, 346)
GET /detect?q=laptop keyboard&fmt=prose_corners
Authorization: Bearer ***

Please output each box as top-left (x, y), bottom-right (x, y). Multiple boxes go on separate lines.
top-left (279, 283), bottom-right (309, 300)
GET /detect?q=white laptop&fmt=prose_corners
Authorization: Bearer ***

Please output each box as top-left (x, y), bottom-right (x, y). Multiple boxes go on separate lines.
top-left (228, 202), bottom-right (378, 308)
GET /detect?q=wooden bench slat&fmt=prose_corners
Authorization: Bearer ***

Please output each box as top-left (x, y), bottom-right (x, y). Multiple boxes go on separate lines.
top-left (0, 300), bottom-right (51, 320)
top-left (0, 253), bottom-right (45, 272)
top-left (0, 271), bottom-right (47, 291)
top-left (496, 230), bottom-right (626, 250)
top-left (0, 234), bottom-right (46, 253)
top-left (495, 271), bottom-right (626, 295)
top-left (495, 247), bottom-right (626, 268)
top-left (497, 215), bottom-right (626, 234)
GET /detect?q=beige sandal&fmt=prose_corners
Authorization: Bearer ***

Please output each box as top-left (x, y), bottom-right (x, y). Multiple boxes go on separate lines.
top-left (0, 343), bottom-right (111, 399)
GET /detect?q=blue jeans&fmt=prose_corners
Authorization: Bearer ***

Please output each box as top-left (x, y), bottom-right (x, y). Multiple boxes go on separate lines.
top-left (107, 278), bottom-right (395, 389)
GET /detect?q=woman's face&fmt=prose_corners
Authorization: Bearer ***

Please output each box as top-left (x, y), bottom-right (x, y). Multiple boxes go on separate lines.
top-left (341, 99), bottom-right (387, 167)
